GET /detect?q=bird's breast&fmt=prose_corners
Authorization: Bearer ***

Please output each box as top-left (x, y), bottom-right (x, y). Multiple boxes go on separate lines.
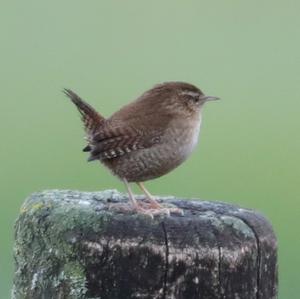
top-left (163, 116), bottom-right (202, 161)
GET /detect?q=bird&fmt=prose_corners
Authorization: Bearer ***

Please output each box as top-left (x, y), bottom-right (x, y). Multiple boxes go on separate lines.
top-left (64, 82), bottom-right (219, 216)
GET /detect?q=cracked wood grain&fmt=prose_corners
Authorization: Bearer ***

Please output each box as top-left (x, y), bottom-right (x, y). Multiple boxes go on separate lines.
top-left (13, 190), bottom-right (278, 299)
top-left (161, 222), bottom-right (169, 299)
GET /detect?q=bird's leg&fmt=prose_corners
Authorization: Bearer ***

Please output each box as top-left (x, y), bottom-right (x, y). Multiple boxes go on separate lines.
top-left (137, 182), bottom-right (184, 216)
top-left (123, 178), bottom-right (145, 212)
top-left (108, 178), bottom-right (146, 214)
top-left (136, 182), bottom-right (162, 209)
top-left (109, 179), bottom-right (182, 217)
top-left (123, 179), bottom-right (171, 217)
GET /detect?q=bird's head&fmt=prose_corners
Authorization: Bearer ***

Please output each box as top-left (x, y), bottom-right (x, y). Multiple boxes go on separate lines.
top-left (144, 82), bottom-right (220, 117)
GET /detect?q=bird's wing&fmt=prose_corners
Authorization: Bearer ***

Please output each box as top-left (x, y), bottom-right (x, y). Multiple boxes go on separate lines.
top-left (64, 88), bottom-right (169, 161)
top-left (87, 124), bottom-right (163, 161)
top-left (81, 94), bottom-right (173, 161)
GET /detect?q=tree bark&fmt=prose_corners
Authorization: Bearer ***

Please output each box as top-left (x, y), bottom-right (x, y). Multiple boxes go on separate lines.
top-left (12, 190), bottom-right (278, 299)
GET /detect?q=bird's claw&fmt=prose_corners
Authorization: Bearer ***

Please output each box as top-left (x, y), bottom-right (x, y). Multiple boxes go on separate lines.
top-left (136, 201), bottom-right (184, 218)
top-left (108, 202), bottom-right (184, 218)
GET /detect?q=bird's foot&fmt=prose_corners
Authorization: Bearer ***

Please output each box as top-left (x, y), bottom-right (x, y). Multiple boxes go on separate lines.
top-left (108, 201), bottom-right (183, 218)
top-left (137, 207), bottom-right (170, 218)
top-left (155, 204), bottom-right (184, 217)
top-left (140, 199), bottom-right (184, 217)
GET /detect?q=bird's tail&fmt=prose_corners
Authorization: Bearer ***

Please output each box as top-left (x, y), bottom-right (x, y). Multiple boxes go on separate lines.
top-left (63, 88), bottom-right (105, 136)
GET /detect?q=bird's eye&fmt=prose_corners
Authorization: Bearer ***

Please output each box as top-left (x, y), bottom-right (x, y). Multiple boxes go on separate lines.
top-left (181, 91), bottom-right (201, 103)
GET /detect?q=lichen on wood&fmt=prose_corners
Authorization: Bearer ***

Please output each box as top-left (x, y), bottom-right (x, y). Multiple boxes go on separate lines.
top-left (12, 190), bottom-right (278, 299)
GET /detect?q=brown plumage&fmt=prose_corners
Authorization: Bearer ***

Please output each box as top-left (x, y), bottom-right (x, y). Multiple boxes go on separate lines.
top-left (64, 82), bottom-right (219, 216)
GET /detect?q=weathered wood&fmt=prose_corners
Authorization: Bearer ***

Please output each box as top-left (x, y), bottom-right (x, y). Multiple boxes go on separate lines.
top-left (12, 190), bottom-right (278, 299)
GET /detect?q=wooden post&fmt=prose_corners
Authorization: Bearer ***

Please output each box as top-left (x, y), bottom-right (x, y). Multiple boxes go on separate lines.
top-left (12, 190), bottom-right (278, 299)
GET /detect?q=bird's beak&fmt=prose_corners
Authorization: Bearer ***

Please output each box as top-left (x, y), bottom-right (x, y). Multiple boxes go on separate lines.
top-left (200, 95), bottom-right (220, 101)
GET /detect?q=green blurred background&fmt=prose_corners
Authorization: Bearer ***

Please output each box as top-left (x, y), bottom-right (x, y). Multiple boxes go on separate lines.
top-left (1, 1), bottom-right (299, 298)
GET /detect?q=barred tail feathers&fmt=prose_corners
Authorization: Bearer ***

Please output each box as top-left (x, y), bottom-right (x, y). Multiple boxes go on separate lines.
top-left (64, 88), bottom-right (105, 135)
top-left (64, 88), bottom-right (106, 157)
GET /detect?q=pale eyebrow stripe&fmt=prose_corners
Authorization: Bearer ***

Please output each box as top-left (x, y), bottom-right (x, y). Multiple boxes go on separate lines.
top-left (180, 91), bottom-right (200, 97)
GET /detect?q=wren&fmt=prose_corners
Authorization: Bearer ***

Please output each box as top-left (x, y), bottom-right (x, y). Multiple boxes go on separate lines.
top-left (64, 82), bottom-right (219, 216)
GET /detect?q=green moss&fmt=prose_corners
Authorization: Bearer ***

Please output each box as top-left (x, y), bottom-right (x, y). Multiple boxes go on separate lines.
top-left (220, 215), bottom-right (255, 238)
top-left (54, 261), bottom-right (87, 298)
top-left (13, 190), bottom-right (119, 298)
top-left (13, 189), bottom-right (274, 298)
